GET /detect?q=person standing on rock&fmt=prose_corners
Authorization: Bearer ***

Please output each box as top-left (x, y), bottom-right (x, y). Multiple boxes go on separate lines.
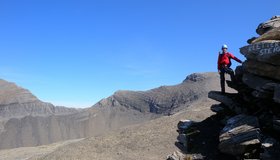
top-left (218, 44), bottom-right (242, 93)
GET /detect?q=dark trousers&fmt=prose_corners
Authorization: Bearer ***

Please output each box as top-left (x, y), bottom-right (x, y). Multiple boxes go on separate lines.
top-left (220, 66), bottom-right (235, 93)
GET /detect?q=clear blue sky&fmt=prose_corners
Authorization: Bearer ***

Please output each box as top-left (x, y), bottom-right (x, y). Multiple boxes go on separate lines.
top-left (0, 0), bottom-right (279, 108)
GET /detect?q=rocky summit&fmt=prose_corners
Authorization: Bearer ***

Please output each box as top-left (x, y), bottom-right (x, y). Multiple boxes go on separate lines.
top-left (167, 16), bottom-right (280, 160)
top-left (256, 16), bottom-right (280, 36)
top-left (211, 16), bottom-right (280, 159)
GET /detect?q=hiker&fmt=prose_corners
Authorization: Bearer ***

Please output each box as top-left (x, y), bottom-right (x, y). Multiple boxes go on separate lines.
top-left (217, 44), bottom-right (242, 93)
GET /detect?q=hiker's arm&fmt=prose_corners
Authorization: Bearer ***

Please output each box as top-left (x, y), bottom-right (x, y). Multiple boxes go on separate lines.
top-left (229, 53), bottom-right (242, 63)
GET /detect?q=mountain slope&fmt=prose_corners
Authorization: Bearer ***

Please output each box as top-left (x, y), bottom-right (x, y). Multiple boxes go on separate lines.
top-left (91, 72), bottom-right (220, 115)
top-left (0, 79), bottom-right (37, 105)
top-left (0, 98), bottom-right (217, 160)
top-left (0, 79), bottom-right (77, 120)
top-left (0, 79), bottom-right (79, 149)
top-left (33, 99), bottom-right (217, 160)
top-left (0, 72), bottom-right (222, 149)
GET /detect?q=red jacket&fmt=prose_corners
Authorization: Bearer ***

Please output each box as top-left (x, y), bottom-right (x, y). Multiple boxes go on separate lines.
top-left (218, 52), bottom-right (242, 70)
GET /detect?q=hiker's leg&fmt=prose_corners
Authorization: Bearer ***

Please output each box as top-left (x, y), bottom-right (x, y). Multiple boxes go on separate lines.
top-left (225, 67), bottom-right (235, 82)
top-left (220, 71), bottom-right (225, 93)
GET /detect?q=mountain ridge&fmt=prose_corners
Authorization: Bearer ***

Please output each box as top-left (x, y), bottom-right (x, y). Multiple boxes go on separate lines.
top-left (0, 79), bottom-right (38, 105)
top-left (0, 79), bottom-right (78, 120)
top-left (0, 72), bottom-right (221, 150)
top-left (91, 72), bottom-right (219, 115)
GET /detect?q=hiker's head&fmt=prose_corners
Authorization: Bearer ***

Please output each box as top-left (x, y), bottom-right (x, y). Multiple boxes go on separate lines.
top-left (221, 44), bottom-right (228, 53)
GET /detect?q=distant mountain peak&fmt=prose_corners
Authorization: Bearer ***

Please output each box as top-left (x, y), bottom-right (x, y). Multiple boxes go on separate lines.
top-left (183, 73), bottom-right (206, 82)
top-left (93, 72), bottom-right (219, 115)
top-left (0, 79), bottom-right (39, 105)
top-left (0, 79), bottom-right (78, 120)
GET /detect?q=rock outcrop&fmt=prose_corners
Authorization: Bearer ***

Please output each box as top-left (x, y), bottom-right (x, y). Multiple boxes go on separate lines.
top-left (168, 16), bottom-right (280, 160)
top-left (208, 16), bottom-right (280, 159)
top-left (256, 16), bottom-right (280, 35)
top-left (218, 115), bottom-right (261, 156)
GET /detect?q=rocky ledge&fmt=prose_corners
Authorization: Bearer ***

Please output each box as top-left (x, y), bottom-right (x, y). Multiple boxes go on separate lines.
top-left (209, 16), bottom-right (280, 159)
top-left (168, 16), bottom-right (280, 160)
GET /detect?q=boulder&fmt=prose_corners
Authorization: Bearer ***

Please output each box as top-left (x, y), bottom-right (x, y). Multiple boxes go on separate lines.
top-left (240, 41), bottom-right (280, 65)
top-left (184, 154), bottom-right (204, 160)
top-left (256, 16), bottom-right (280, 35)
top-left (177, 119), bottom-right (193, 131)
top-left (242, 73), bottom-right (275, 99)
top-left (210, 104), bottom-right (226, 114)
top-left (253, 27), bottom-right (280, 43)
top-left (208, 91), bottom-right (246, 114)
top-left (177, 134), bottom-right (188, 148)
top-left (220, 115), bottom-right (260, 139)
top-left (219, 114), bottom-right (261, 156)
top-left (247, 37), bottom-right (258, 44)
top-left (242, 73), bottom-right (275, 91)
top-left (166, 151), bottom-right (186, 160)
top-left (243, 60), bottom-right (280, 81)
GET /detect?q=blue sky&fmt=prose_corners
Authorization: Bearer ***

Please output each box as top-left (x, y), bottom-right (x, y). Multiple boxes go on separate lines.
top-left (0, 0), bottom-right (279, 108)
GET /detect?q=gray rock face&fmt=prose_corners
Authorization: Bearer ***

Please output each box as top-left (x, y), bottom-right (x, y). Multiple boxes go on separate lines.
top-left (242, 73), bottom-right (275, 99)
top-left (256, 16), bottom-right (280, 35)
top-left (0, 102), bottom-right (78, 120)
top-left (253, 27), bottom-right (280, 43)
top-left (0, 79), bottom-right (79, 149)
top-left (243, 60), bottom-right (280, 81)
top-left (240, 41), bottom-right (280, 65)
top-left (0, 79), bottom-right (38, 105)
top-left (238, 17), bottom-right (280, 105)
top-left (208, 16), bottom-right (280, 159)
top-left (242, 73), bottom-right (275, 91)
top-left (99, 73), bottom-right (218, 115)
top-left (208, 91), bottom-right (246, 114)
top-left (219, 115), bottom-right (261, 156)
top-left (0, 104), bottom-right (155, 149)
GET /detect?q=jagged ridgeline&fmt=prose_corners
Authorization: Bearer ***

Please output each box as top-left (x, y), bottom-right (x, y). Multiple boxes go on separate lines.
top-left (207, 16), bottom-right (280, 159)
top-left (0, 73), bottom-right (219, 150)
top-left (0, 79), bottom-right (78, 119)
